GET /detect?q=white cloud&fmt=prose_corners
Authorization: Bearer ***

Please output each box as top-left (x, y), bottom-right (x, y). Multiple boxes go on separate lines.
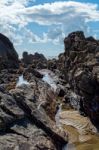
top-left (43, 27), bottom-right (65, 44)
top-left (0, 0), bottom-right (35, 6)
top-left (0, 0), bottom-right (99, 46)
top-left (24, 1), bottom-right (99, 25)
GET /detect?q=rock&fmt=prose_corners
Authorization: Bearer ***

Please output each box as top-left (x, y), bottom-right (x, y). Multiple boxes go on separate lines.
top-left (47, 59), bottom-right (57, 71)
top-left (60, 110), bottom-right (97, 134)
top-left (0, 33), bottom-right (19, 69)
top-left (22, 52), bottom-right (47, 69)
top-left (0, 69), bottom-right (19, 91)
top-left (0, 78), bottom-right (67, 150)
top-left (33, 52), bottom-right (47, 62)
top-left (23, 65), bottom-right (43, 80)
top-left (56, 86), bottom-right (66, 97)
top-left (57, 31), bottom-right (99, 128)
top-left (60, 110), bottom-right (97, 143)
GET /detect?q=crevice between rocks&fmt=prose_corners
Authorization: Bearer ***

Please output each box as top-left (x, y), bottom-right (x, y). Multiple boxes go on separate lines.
top-left (5, 128), bottom-right (29, 139)
top-left (0, 105), bottom-right (17, 118)
top-left (13, 93), bottom-right (67, 150)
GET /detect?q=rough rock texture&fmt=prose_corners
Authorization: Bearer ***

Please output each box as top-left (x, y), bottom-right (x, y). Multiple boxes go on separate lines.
top-left (0, 69), bottom-right (19, 91)
top-left (58, 31), bottom-right (99, 128)
top-left (0, 33), bottom-right (19, 69)
top-left (22, 52), bottom-right (47, 69)
top-left (23, 65), bottom-right (43, 80)
top-left (0, 78), bottom-right (67, 150)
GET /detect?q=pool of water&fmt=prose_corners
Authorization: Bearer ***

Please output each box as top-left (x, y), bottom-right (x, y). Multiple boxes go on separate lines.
top-left (60, 110), bottom-right (99, 150)
top-left (55, 104), bottom-right (76, 150)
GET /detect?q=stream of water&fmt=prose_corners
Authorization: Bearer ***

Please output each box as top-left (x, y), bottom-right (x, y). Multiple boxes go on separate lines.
top-left (39, 69), bottom-right (58, 91)
top-left (16, 75), bottom-right (29, 87)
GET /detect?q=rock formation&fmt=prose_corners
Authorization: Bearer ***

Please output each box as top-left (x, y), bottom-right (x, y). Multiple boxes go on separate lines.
top-left (0, 79), bottom-right (67, 150)
top-left (0, 31), bottom-right (99, 149)
top-left (0, 33), bottom-right (19, 69)
top-left (22, 52), bottom-right (47, 69)
top-left (58, 31), bottom-right (99, 128)
top-left (0, 34), bottom-right (67, 149)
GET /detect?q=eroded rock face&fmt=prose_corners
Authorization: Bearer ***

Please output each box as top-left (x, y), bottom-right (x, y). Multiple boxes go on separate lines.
top-left (59, 31), bottom-right (99, 127)
top-left (0, 78), bottom-right (67, 150)
top-left (0, 33), bottom-right (19, 69)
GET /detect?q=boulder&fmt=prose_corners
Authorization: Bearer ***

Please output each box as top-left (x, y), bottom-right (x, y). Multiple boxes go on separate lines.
top-left (0, 33), bottom-right (19, 69)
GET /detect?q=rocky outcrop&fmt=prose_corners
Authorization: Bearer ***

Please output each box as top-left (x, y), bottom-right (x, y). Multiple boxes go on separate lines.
top-left (1, 30), bottom-right (99, 148)
top-left (0, 33), bottom-right (19, 69)
top-left (59, 31), bottom-right (99, 128)
top-left (23, 65), bottom-right (43, 81)
top-left (22, 52), bottom-right (47, 69)
top-left (0, 69), bottom-right (19, 91)
top-left (0, 78), bottom-right (67, 150)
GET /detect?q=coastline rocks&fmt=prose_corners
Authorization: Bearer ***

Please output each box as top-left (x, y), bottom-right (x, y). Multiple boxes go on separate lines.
top-left (23, 65), bottom-right (43, 80)
top-left (59, 31), bottom-right (99, 127)
top-left (0, 33), bottom-right (19, 69)
top-left (0, 69), bottom-right (19, 91)
top-left (47, 59), bottom-right (57, 71)
top-left (60, 110), bottom-right (97, 134)
top-left (0, 77), bottom-right (67, 150)
top-left (22, 52), bottom-right (47, 69)
top-left (39, 69), bottom-right (66, 98)
top-left (60, 110), bottom-right (97, 144)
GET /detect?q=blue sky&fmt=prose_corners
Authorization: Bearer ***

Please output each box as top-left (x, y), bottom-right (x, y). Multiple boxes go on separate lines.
top-left (0, 0), bottom-right (99, 58)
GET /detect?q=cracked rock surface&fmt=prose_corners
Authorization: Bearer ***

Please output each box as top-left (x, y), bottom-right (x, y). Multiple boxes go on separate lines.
top-left (0, 79), bottom-right (67, 150)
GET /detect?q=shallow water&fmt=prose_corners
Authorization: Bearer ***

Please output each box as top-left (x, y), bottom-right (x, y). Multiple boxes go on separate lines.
top-left (60, 110), bottom-right (99, 150)
top-left (62, 143), bottom-right (76, 150)
top-left (39, 69), bottom-right (58, 91)
top-left (55, 105), bottom-right (76, 150)
top-left (43, 73), bottom-right (57, 91)
top-left (16, 75), bottom-right (29, 87)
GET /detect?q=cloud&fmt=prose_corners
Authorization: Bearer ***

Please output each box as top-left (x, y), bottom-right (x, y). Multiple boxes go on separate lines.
top-left (24, 1), bottom-right (99, 25)
top-left (43, 27), bottom-right (65, 44)
top-left (0, 0), bottom-right (99, 47)
top-left (0, 0), bottom-right (35, 6)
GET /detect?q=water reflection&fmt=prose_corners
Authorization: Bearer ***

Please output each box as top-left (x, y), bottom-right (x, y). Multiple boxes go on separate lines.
top-left (62, 143), bottom-right (76, 150)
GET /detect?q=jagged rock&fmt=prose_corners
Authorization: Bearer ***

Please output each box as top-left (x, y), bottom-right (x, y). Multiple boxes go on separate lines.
top-left (56, 86), bottom-right (66, 97)
top-left (0, 78), bottom-right (67, 150)
top-left (58, 31), bottom-right (99, 128)
top-left (0, 33), bottom-right (19, 69)
top-left (0, 69), bottom-right (19, 91)
top-left (47, 59), bottom-right (57, 71)
top-left (22, 52), bottom-right (47, 69)
top-left (23, 65), bottom-right (43, 80)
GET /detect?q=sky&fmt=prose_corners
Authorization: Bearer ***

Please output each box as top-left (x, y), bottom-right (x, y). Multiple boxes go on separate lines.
top-left (0, 0), bottom-right (99, 58)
